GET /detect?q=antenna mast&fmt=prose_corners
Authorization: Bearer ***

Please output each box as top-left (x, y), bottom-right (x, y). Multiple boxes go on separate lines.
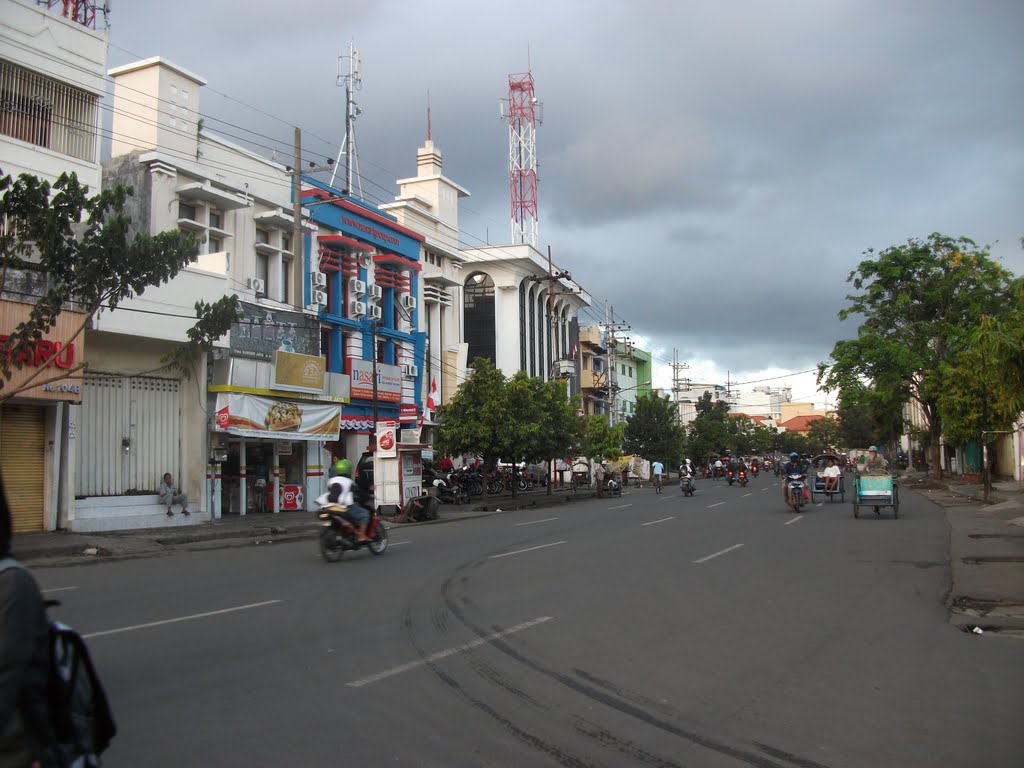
top-left (330, 41), bottom-right (363, 197)
top-left (500, 69), bottom-right (542, 246)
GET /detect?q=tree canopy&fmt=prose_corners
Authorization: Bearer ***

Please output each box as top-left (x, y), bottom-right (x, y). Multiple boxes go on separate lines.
top-left (819, 233), bottom-right (1017, 478)
top-left (0, 170), bottom-right (239, 401)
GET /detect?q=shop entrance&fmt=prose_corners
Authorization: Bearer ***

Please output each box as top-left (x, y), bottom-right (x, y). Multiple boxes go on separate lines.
top-left (220, 439), bottom-right (306, 514)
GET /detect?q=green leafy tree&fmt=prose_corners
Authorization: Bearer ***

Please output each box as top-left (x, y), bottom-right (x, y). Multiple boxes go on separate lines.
top-left (819, 233), bottom-right (1016, 479)
top-left (579, 414), bottom-right (624, 461)
top-left (806, 416), bottom-right (842, 454)
top-left (751, 424), bottom-right (778, 455)
top-left (435, 358), bottom-right (508, 476)
top-left (534, 379), bottom-right (583, 493)
top-left (623, 392), bottom-right (685, 465)
top-left (727, 414), bottom-right (757, 456)
top-left (0, 171), bottom-right (239, 401)
top-left (687, 393), bottom-right (731, 463)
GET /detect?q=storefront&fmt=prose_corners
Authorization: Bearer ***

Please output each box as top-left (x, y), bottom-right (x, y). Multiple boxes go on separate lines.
top-left (0, 300), bottom-right (85, 531)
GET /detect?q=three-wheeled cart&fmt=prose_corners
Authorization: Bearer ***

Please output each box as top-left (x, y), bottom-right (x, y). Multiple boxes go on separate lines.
top-left (853, 473), bottom-right (899, 518)
top-left (809, 453), bottom-right (845, 502)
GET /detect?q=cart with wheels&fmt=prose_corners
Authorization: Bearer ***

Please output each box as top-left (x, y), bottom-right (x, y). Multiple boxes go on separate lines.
top-left (809, 453), bottom-right (845, 503)
top-left (853, 473), bottom-right (899, 518)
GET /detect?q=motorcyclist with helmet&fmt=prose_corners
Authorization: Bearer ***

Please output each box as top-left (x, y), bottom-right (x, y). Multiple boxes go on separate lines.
top-left (326, 459), bottom-right (372, 542)
top-left (781, 452), bottom-right (808, 506)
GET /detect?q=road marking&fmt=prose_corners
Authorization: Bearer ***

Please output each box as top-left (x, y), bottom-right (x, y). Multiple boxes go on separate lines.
top-left (815, 503), bottom-right (823, 507)
top-left (514, 517), bottom-right (559, 526)
top-left (346, 615), bottom-right (553, 688)
top-left (761, 487), bottom-right (770, 492)
top-left (693, 543), bottom-right (744, 564)
top-left (642, 516), bottom-right (675, 526)
top-left (742, 493), bottom-right (752, 498)
top-left (608, 503), bottom-right (632, 510)
top-left (83, 600), bottom-right (282, 639)
top-left (785, 516), bottom-right (803, 526)
top-left (389, 540), bottom-right (412, 546)
top-left (41, 586), bottom-right (79, 594)
top-left (708, 502), bottom-right (725, 509)
top-left (490, 541), bottom-right (567, 559)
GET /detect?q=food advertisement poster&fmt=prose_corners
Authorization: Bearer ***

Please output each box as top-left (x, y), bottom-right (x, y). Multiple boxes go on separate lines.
top-left (272, 350), bottom-right (325, 394)
top-left (376, 420), bottom-right (398, 458)
top-left (214, 393), bottom-right (340, 441)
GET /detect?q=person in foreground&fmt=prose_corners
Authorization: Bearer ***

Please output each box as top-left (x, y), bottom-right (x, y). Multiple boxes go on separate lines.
top-left (781, 452), bottom-right (807, 506)
top-left (0, 474), bottom-right (55, 768)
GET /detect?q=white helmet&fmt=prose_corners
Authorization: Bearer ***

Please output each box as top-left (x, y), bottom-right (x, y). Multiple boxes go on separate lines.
top-left (685, 458), bottom-right (692, 464)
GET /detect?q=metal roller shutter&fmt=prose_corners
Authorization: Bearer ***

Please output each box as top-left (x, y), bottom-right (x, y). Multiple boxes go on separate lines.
top-left (1, 404), bottom-right (46, 532)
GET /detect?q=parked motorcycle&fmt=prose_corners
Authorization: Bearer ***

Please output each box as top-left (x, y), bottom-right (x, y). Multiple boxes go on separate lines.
top-left (425, 472), bottom-right (470, 505)
top-left (316, 501), bottom-right (388, 562)
top-left (785, 472), bottom-right (807, 512)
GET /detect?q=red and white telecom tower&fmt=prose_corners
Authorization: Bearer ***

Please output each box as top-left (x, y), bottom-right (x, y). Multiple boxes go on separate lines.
top-left (502, 71), bottom-right (542, 246)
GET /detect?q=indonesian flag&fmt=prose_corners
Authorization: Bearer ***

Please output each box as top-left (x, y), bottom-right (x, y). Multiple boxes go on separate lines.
top-left (572, 341), bottom-right (578, 360)
top-left (426, 376), bottom-right (437, 414)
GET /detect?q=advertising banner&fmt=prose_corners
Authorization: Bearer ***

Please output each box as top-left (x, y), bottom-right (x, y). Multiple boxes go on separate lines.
top-left (348, 359), bottom-right (402, 402)
top-left (214, 392), bottom-right (340, 441)
top-left (272, 350), bottom-right (325, 394)
top-left (229, 303), bottom-right (319, 361)
top-left (0, 301), bottom-right (86, 402)
top-left (376, 420), bottom-right (398, 458)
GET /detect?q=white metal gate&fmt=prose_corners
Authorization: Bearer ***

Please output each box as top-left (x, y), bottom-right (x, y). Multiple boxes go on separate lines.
top-left (76, 374), bottom-right (181, 496)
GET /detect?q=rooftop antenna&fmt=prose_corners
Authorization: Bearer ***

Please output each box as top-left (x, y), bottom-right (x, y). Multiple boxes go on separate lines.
top-left (330, 40), bottom-right (363, 198)
top-left (426, 90), bottom-right (431, 141)
top-left (499, 65), bottom-right (542, 246)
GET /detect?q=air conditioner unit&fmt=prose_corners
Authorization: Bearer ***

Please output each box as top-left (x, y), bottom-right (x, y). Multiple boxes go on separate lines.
top-left (367, 284), bottom-right (383, 300)
top-left (402, 364), bottom-right (418, 378)
top-left (368, 304), bottom-right (383, 320)
top-left (349, 300), bottom-right (367, 317)
top-left (401, 294), bottom-right (417, 310)
top-left (312, 290), bottom-right (328, 306)
top-left (348, 277), bottom-right (366, 295)
top-left (311, 271), bottom-right (327, 288)
top-left (248, 277), bottom-right (266, 295)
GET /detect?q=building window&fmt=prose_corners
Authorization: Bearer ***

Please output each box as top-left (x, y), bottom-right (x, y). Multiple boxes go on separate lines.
top-left (281, 257), bottom-right (291, 303)
top-left (178, 202), bottom-right (197, 222)
top-left (255, 228), bottom-right (270, 245)
top-left (519, 282), bottom-right (527, 371)
top-left (282, 234), bottom-right (292, 253)
top-left (256, 252), bottom-right (269, 285)
top-left (0, 59), bottom-right (99, 162)
top-left (208, 235), bottom-right (222, 253)
top-left (209, 209), bottom-right (222, 229)
top-left (464, 272), bottom-right (495, 365)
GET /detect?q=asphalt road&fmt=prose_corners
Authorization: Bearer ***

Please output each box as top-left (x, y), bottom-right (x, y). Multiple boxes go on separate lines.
top-left (35, 472), bottom-right (1024, 768)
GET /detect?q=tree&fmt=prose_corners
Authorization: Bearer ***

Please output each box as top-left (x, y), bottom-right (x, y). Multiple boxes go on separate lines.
top-left (806, 416), bottom-right (841, 454)
top-left (819, 233), bottom-right (1016, 479)
top-left (1, 171), bottom-right (239, 401)
top-left (687, 394), bottom-right (731, 463)
top-left (534, 379), bottom-right (583, 494)
top-left (435, 358), bottom-right (508, 475)
top-left (579, 414), bottom-right (624, 461)
top-left (622, 392), bottom-right (685, 465)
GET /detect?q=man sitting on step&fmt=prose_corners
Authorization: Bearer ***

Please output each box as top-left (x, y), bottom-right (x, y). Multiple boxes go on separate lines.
top-left (159, 472), bottom-right (190, 516)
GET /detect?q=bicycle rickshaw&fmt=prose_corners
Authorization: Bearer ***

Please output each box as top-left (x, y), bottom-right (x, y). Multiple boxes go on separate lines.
top-left (853, 472), bottom-right (899, 518)
top-left (809, 453), bottom-right (845, 503)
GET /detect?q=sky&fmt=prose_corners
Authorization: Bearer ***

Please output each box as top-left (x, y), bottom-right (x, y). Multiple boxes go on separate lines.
top-left (102, 0), bottom-right (1024, 408)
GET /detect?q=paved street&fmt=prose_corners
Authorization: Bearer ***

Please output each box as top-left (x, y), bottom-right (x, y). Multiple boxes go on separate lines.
top-left (30, 473), bottom-right (1024, 767)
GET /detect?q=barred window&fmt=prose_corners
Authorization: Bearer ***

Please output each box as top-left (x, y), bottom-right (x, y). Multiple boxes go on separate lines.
top-left (0, 58), bottom-right (99, 163)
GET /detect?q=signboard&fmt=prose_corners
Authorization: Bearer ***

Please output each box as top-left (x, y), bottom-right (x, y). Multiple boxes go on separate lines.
top-left (399, 403), bottom-right (419, 424)
top-left (214, 392), bottom-right (340, 441)
top-left (348, 359), bottom-right (402, 402)
top-left (376, 420), bottom-right (398, 458)
top-left (0, 301), bottom-right (86, 403)
top-left (272, 350), bottom-right (325, 394)
top-left (229, 302), bottom-right (319, 361)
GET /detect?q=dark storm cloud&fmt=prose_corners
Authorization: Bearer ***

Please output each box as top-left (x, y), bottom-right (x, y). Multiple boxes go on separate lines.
top-left (105, 0), bottom-right (1024, 394)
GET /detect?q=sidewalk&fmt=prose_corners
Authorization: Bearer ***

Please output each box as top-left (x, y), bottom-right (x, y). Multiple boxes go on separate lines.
top-left (11, 486), bottom-right (594, 568)
top-left (898, 471), bottom-right (1024, 636)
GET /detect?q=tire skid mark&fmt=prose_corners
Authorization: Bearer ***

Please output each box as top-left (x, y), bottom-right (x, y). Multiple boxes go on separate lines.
top-left (572, 719), bottom-right (683, 768)
top-left (471, 658), bottom-right (550, 710)
top-left (755, 742), bottom-right (834, 768)
top-left (572, 668), bottom-right (677, 718)
top-left (441, 558), bottom-right (830, 768)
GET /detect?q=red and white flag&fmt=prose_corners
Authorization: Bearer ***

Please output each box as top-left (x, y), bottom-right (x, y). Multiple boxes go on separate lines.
top-left (426, 376), bottom-right (437, 414)
top-left (571, 341), bottom-right (578, 360)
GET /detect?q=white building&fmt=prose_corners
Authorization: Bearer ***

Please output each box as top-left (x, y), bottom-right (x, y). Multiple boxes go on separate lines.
top-left (0, 0), bottom-right (108, 532)
top-left (379, 137), bottom-right (470, 422)
top-left (71, 57), bottom-right (344, 531)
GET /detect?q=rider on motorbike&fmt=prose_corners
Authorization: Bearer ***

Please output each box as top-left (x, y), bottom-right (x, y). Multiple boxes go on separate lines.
top-left (326, 459), bottom-right (371, 542)
top-left (781, 452), bottom-right (807, 506)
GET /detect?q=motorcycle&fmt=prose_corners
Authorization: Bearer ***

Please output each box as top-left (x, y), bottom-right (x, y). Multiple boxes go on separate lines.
top-left (751, 465), bottom-right (760, 478)
top-left (430, 474), bottom-right (470, 505)
top-left (785, 472), bottom-right (807, 512)
top-left (679, 474), bottom-right (695, 496)
top-left (316, 499), bottom-right (389, 562)
top-left (738, 468), bottom-right (748, 487)
top-left (727, 469), bottom-right (735, 486)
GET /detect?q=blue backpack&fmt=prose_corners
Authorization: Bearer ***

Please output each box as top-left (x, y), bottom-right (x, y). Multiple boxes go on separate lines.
top-left (0, 559), bottom-right (117, 767)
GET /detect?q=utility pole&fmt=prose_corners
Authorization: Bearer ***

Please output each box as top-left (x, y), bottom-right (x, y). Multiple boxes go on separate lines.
top-left (291, 127), bottom-right (303, 308)
top-left (671, 349), bottom-right (690, 426)
top-left (547, 245), bottom-right (555, 379)
top-left (604, 304), bottom-right (629, 426)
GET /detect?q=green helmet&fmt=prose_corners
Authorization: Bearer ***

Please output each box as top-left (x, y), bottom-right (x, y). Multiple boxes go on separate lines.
top-left (332, 459), bottom-right (352, 477)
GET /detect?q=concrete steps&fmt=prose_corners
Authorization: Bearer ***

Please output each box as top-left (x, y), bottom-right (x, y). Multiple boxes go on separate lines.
top-left (71, 494), bottom-right (209, 532)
